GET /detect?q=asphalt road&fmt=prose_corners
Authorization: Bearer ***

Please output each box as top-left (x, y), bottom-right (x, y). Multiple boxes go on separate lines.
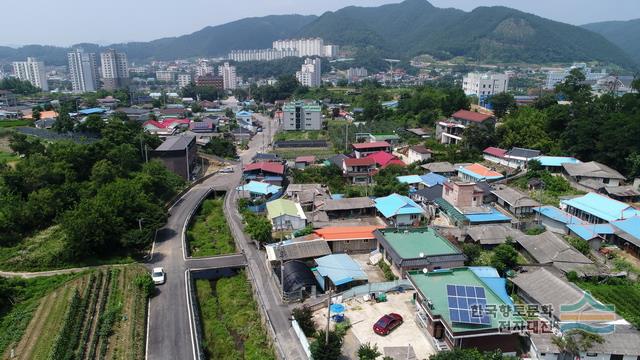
top-left (146, 109), bottom-right (307, 360)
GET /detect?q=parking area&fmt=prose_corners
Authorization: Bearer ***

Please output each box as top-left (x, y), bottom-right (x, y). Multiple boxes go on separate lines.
top-left (315, 292), bottom-right (436, 359)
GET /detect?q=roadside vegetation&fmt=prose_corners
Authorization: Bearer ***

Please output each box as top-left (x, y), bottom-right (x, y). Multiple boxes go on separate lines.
top-left (187, 197), bottom-right (236, 257)
top-left (0, 120), bottom-right (32, 128)
top-left (195, 272), bottom-right (275, 360)
top-left (0, 265), bottom-right (151, 359)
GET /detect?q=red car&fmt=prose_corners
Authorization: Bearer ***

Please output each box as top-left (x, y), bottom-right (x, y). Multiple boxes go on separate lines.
top-left (373, 313), bottom-right (403, 335)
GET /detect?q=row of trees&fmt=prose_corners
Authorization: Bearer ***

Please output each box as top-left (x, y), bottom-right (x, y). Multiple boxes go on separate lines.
top-left (0, 117), bottom-right (184, 262)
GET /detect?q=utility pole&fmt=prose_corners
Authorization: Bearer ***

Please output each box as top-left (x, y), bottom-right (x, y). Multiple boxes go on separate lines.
top-left (137, 218), bottom-right (144, 231)
top-left (325, 286), bottom-right (332, 344)
top-left (279, 218), bottom-right (285, 300)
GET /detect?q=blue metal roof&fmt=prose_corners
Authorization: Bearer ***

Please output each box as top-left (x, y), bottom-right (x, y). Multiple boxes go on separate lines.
top-left (396, 175), bottom-right (424, 185)
top-left (315, 254), bottom-right (367, 287)
top-left (561, 193), bottom-right (640, 222)
top-left (534, 206), bottom-right (582, 225)
top-left (375, 193), bottom-right (425, 218)
top-left (611, 216), bottom-right (640, 240)
top-left (468, 267), bottom-right (513, 306)
top-left (236, 181), bottom-right (281, 195)
top-left (79, 107), bottom-right (106, 115)
top-left (236, 110), bottom-right (253, 117)
top-left (465, 208), bottom-right (512, 224)
top-left (567, 223), bottom-right (615, 241)
top-left (420, 173), bottom-right (447, 187)
top-left (532, 156), bottom-right (581, 167)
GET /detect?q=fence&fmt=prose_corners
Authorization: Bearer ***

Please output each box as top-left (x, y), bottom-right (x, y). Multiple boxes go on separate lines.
top-left (291, 320), bottom-right (312, 359)
top-left (339, 280), bottom-right (413, 301)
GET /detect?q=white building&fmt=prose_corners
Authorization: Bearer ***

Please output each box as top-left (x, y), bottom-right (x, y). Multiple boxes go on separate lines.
top-left (177, 74), bottom-right (192, 89)
top-left (273, 38), bottom-right (324, 57)
top-left (195, 60), bottom-right (213, 77)
top-left (100, 49), bottom-right (129, 90)
top-left (282, 101), bottom-right (322, 131)
top-left (346, 67), bottom-right (368, 82)
top-left (67, 49), bottom-right (99, 93)
top-left (545, 63), bottom-right (608, 89)
top-left (462, 72), bottom-right (509, 98)
top-left (296, 58), bottom-right (322, 88)
top-left (218, 62), bottom-right (237, 90)
top-left (323, 45), bottom-right (339, 58)
top-left (155, 70), bottom-right (176, 82)
top-left (12, 57), bottom-right (48, 91)
top-left (228, 49), bottom-right (297, 62)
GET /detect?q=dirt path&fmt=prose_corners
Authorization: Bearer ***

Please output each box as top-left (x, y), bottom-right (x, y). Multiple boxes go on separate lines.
top-left (82, 271), bottom-right (107, 360)
top-left (0, 264), bottom-right (131, 279)
top-left (5, 291), bottom-right (56, 359)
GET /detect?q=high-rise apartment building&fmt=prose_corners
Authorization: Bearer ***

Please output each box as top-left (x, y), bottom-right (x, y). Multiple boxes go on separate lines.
top-left (273, 38), bottom-right (325, 57)
top-left (156, 70), bottom-right (176, 82)
top-left (12, 57), bottom-right (48, 91)
top-left (296, 58), bottom-right (322, 88)
top-left (545, 63), bottom-right (607, 89)
top-left (462, 72), bottom-right (509, 98)
top-left (68, 49), bottom-right (99, 93)
top-left (196, 61), bottom-right (213, 77)
top-left (218, 62), bottom-right (237, 90)
top-left (100, 49), bottom-right (129, 90)
top-left (177, 74), bottom-right (192, 89)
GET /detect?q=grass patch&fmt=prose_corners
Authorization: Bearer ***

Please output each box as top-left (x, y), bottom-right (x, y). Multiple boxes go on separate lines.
top-left (271, 148), bottom-right (337, 160)
top-left (575, 279), bottom-right (640, 328)
top-left (196, 272), bottom-right (275, 360)
top-left (0, 273), bottom-right (80, 356)
top-left (274, 130), bottom-right (327, 142)
top-left (0, 151), bottom-right (19, 163)
top-left (0, 225), bottom-right (135, 271)
top-left (510, 172), bottom-right (584, 206)
top-left (187, 197), bottom-right (236, 257)
top-left (0, 120), bottom-right (31, 128)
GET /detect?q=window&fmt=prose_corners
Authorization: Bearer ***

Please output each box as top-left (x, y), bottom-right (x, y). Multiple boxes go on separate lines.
top-left (363, 239), bottom-right (369, 243)
top-left (603, 178), bottom-right (610, 184)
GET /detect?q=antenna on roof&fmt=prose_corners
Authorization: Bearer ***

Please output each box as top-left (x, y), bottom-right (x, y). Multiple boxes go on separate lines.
top-left (422, 268), bottom-right (428, 273)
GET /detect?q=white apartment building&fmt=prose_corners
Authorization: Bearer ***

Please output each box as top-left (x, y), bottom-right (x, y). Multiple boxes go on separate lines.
top-left (100, 49), bottom-right (129, 90)
top-left (12, 57), bottom-right (48, 91)
top-left (462, 72), bottom-right (509, 98)
top-left (545, 62), bottom-right (608, 89)
top-left (68, 49), bottom-right (99, 93)
top-left (296, 58), bottom-right (322, 88)
top-left (282, 102), bottom-right (322, 131)
top-left (323, 45), bottom-right (339, 58)
top-left (273, 38), bottom-right (324, 57)
top-left (218, 62), bottom-right (237, 90)
top-left (177, 74), bottom-right (192, 88)
top-left (196, 60), bottom-right (213, 77)
top-left (156, 70), bottom-right (176, 82)
top-left (228, 49), bottom-right (297, 62)
top-left (346, 67), bottom-right (368, 81)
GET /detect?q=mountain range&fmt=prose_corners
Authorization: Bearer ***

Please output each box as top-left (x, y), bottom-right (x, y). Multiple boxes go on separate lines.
top-left (582, 19), bottom-right (640, 66)
top-left (0, 0), bottom-right (637, 69)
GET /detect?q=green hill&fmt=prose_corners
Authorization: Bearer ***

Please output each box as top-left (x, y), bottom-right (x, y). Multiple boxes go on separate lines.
top-left (582, 19), bottom-right (640, 63)
top-left (299, 0), bottom-right (636, 67)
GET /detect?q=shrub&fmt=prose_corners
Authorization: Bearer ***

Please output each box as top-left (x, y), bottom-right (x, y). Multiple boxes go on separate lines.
top-left (378, 261), bottom-right (398, 281)
top-left (462, 243), bottom-right (482, 265)
top-left (134, 273), bottom-right (156, 298)
top-left (567, 236), bottom-right (591, 256)
top-left (292, 306), bottom-right (316, 337)
top-left (358, 342), bottom-right (382, 360)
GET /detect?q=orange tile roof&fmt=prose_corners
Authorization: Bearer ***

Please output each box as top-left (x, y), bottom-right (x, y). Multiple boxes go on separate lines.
top-left (464, 163), bottom-right (503, 178)
top-left (314, 225), bottom-right (383, 241)
top-left (26, 110), bottom-right (58, 119)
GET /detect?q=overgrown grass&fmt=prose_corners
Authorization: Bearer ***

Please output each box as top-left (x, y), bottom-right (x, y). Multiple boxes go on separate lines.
top-left (187, 198), bottom-right (236, 257)
top-left (0, 225), bottom-right (135, 271)
top-left (196, 273), bottom-right (275, 360)
top-left (0, 151), bottom-right (19, 163)
top-left (0, 120), bottom-right (31, 128)
top-left (0, 273), bottom-right (81, 356)
top-left (271, 148), bottom-right (338, 160)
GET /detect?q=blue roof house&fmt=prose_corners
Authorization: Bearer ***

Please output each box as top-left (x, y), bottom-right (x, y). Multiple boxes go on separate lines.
top-left (236, 181), bottom-right (282, 199)
top-left (611, 217), bottom-right (640, 255)
top-left (533, 205), bottom-right (584, 234)
top-left (375, 193), bottom-right (426, 227)
top-left (313, 254), bottom-right (368, 291)
top-left (561, 192), bottom-right (640, 223)
top-left (532, 156), bottom-right (580, 172)
top-left (236, 110), bottom-right (254, 131)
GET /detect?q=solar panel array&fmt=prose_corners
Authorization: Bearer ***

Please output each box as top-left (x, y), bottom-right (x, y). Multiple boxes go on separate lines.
top-left (446, 284), bottom-right (491, 325)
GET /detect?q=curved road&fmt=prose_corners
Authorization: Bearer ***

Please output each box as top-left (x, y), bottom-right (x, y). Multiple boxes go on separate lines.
top-left (146, 110), bottom-right (307, 360)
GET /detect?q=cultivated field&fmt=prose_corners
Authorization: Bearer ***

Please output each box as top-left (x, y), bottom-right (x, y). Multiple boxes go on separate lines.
top-left (2, 265), bottom-right (148, 360)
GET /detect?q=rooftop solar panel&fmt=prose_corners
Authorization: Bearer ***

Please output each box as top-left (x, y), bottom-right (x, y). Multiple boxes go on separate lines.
top-left (446, 284), bottom-right (491, 325)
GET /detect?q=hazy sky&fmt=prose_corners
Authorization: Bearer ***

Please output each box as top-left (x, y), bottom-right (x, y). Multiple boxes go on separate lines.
top-left (2, 0), bottom-right (639, 46)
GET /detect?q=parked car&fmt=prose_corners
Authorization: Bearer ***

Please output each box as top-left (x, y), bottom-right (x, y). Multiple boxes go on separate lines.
top-left (220, 166), bottom-right (234, 173)
top-left (151, 267), bottom-right (166, 285)
top-left (373, 313), bottom-right (403, 335)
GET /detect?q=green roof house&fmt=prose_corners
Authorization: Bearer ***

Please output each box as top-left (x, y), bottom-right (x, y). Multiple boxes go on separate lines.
top-left (374, 227), bottom-right (465, 277)
top-left (266, 198), bottom-right (307, 231)
top-left (408, 267), bottom-right (525, 354)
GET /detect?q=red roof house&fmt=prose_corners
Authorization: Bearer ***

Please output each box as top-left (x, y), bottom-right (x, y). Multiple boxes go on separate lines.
top-left (451, 110), bottom-right (493, 123)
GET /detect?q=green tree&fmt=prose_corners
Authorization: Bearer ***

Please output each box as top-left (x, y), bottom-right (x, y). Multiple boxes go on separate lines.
top-left (490, 243), bottom-right (519, 275)
top-left (489, 92), bottom-right (516, 119)
top-left (357, 342), bottom-right (382, 360)
top-left (533, 93), bottom-right (558, 110)
top-left (567, 236), bottom-right (591, 256)
top-left (462, 243), bottom-right (482, 265)
top-left (463, 123), bottom-right (496, 151)
top-left (32, 108), bottom-right (41, 120)
top-left (292, 306), bottom-right (316, 337)
top-left (552, 329), bottom-right (604, 360)
top-left (134, 273), bottom-right (156, 298)
top-left (372, 165), bottom-right (410, 197)
top-left (202, 137), bottom-right (237, 159)
top-left (555, 68), bottom-right (591, 103)
top-left (310, 330), bottom-right (343, 360)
